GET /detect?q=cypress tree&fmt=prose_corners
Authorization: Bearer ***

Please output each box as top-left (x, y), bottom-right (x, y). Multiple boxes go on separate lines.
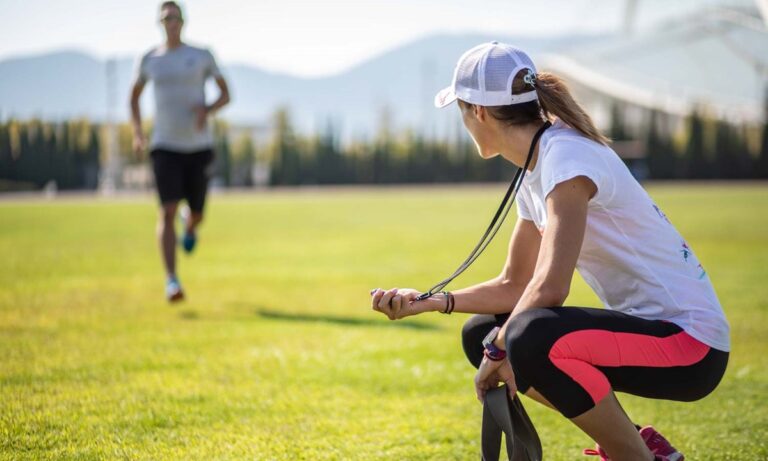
top-left (0, 121), bottom-right (11, 186)
top-left (757, 118), bottom-right (768, 179)
top-left (269, 108), bottom-right (300, 186)
top-left (683, 111), bottom-right (707, 179)
top-left (757, 90), bottom-right (768, 179)
top-left (713, 120), bottom-right (734, 179)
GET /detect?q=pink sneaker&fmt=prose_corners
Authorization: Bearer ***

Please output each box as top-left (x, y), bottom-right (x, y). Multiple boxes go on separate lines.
top-left (640, 426), bottom-right (684, 461)
top-left (583, 426), bottom-right (684, 461)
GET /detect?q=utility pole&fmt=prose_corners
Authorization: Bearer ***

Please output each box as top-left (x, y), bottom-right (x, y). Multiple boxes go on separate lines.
top-left (99, 57), bottom-right (121, 194)
top-left (623, 0), bottom-right (639, 37)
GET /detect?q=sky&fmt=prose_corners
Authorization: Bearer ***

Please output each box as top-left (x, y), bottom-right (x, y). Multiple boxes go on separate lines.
top-left (0, 0), bottom-right (751, 77)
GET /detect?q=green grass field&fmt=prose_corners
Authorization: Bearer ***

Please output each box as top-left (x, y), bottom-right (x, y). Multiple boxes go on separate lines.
top-left (1, 183), bottom-right (767, 460)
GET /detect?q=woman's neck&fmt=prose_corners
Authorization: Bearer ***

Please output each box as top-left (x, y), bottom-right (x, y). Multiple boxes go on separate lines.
top-left (497, 121), bottom-right (547, 172)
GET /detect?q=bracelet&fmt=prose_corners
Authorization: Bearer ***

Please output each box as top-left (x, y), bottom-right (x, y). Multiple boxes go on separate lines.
top-left (483, 349), bottom-right (507, 361)
top-left (439, 291), bottom-right (455, 314)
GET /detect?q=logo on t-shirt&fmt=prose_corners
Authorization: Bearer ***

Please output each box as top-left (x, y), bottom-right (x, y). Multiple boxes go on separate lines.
top-left (680, 242), bottom-right (707, 279)
top-left (680, 242), bottom-right (692, 261)
top-left (653, 204), bottom-right (671, 224)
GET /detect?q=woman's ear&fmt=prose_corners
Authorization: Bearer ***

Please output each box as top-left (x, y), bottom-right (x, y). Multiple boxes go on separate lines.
top-left (473, 105), bottom-right (486, 123)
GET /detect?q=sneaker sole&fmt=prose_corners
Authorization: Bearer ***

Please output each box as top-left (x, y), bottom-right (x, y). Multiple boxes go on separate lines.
top-left (167, 291), bottom-right (185, 303)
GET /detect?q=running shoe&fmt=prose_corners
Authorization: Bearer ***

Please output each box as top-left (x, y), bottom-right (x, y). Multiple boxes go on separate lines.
top-left (181, 231), bottom-right (197, 254)
top-left (166, 276), bottom-right (184, 302)
top-left (179, 206), bottom-right (197, 254)
top-left (583, 426), bottom-right (684, 461)
top-left (640, 426), bottom-right (684, 461)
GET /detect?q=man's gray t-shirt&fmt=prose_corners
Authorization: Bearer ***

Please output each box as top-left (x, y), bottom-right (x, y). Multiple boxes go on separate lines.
top-left (135, 44), bottom-right (222, 152)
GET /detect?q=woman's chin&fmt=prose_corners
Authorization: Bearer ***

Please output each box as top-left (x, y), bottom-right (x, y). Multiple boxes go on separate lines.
top-left (478, 150), bottom-right (499, 160)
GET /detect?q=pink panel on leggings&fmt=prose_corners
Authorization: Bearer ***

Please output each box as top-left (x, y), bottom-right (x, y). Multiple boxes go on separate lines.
top-left (548, 330), bottom-right (710, 405)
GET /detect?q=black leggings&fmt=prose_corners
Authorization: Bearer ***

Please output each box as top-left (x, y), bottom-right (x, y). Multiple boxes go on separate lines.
top-left (462, 307), bottom-right (728, 418)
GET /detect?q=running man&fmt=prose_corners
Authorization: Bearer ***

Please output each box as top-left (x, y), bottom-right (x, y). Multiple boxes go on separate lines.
top-left (371, 42), bottom-right (729, 460)
top-left (130, 1), bottom-right (230, 302)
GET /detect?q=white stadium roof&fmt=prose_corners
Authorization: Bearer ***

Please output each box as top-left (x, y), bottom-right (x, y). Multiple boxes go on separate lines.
top-left (542, 0), bottom-right (768, 122)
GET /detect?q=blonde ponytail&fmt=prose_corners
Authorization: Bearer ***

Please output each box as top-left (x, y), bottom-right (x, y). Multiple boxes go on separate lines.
top-left (534, 72), bottom-right (610, 145)
top-left (484, 69), bottom-right (610, 146)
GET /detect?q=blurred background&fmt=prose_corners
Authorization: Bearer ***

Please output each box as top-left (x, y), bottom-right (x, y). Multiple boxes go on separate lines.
top-left (1, 0), bottom-right (767, 192)
top-left (2, 3), bottom-right (767, 459)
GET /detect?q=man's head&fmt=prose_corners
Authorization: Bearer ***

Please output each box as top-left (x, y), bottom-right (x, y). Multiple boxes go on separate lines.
top-left (159, 1), bottom-right (184, 42)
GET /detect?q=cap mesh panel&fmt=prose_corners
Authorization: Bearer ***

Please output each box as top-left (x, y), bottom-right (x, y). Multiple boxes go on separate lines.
top-left (484, 47), bottom-right (519, 92)
top-left (457, 48), bottom-right (486, 91)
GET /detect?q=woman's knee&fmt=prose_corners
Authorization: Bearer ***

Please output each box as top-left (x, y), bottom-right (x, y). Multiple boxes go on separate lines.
top-left (505, 308), bottom-right (558, 365)
top-left (461, 315), bottom-right (499, 369)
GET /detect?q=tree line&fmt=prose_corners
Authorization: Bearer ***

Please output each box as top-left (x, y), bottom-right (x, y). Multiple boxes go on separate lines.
top-left (1, 106), bottom-right (767, 191)
top-left (0, 119), bottom-right (100, 191)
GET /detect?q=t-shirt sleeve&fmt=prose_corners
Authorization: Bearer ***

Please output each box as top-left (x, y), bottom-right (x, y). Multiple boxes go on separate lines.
top-left (205, 49), bottom-right (222, 79)
top-left (540, 138), bottom-right (613, 206)
top-left (516, 193), bottom-right (533, 221)
top-left (133, 52), bottom-right (149, 83)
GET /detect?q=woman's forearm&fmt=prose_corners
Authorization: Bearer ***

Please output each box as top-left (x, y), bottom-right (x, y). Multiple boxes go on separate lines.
top-left (493, 278), bottom-right (569, 350)
top-left (450, 277), bottom-right (527, 315)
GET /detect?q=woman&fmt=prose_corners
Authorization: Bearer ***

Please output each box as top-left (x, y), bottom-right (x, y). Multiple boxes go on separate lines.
top-left (370, 42), bottom-right (729, 461)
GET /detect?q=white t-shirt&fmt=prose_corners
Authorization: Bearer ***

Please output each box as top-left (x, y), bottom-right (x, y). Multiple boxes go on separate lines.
top-left (516, 119), bottom-right (730, 352)
top-left (135, 44), bottom-right (222, 152)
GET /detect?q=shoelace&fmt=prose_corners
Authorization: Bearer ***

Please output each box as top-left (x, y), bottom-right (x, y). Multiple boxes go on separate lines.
top-left (582, 447), bottom-right (609, 460)
top-left (582, 436), bottom-right (680, 461)
top-left (582, 447), bottom-right (674, 461)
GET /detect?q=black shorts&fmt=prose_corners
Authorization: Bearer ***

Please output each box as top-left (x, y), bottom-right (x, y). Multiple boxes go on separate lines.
top-left (462, 307), bottom-right (728, 418)
top-left (150, 148), bottom-right (214, 212)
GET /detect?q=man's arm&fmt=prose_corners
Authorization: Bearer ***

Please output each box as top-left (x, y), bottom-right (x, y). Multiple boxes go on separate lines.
top-left (207, 76), bottom-right (230, 113)
top-left (195, 76), bottom-right (230, 131)
top-left (129, 79), bottom-right (146, 154)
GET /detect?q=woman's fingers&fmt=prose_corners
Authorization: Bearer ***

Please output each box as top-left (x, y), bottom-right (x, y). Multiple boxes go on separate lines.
top-left (474, 357), bottom-right (507, 403)
top-left (505, 379), bottom-right (518, 399)
top-left (370, 288), bottom-right (385, 313)
top-left (376, 288), bottom-right (399, 320)
top-left (371, 288), bottom-right (392, 319)
top-left (497, 360), bottom-right (518, 397)
top-left (475, 379), bottom-right (488, 402)
top-left (371, 288), bottom-right (423, 321)
top-left (474, 362), bottom-right (489, 403)
top-left (391, 294), bottom-right (402, 318)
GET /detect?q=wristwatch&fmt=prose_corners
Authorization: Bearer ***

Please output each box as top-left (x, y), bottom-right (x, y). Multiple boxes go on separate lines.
top-left (482, 326), bottom-right (507, 361)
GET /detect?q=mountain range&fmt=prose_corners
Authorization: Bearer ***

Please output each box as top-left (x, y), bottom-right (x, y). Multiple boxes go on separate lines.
top-left (0, 33), bottom-right (604, 137)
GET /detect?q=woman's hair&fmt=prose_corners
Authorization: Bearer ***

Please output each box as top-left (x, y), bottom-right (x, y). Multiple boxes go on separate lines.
top-left (464, 69), bottom-right (610, 145)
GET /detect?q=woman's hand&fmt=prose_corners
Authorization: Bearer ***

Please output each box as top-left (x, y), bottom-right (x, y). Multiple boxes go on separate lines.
top-left (474, 356), bottom-right (517, 402)
top-left (370, 288), bottom-right (436, 320)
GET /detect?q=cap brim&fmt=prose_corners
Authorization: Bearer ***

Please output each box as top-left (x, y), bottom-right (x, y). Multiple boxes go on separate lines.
top-left (434, 87), bottom-right (458, 108)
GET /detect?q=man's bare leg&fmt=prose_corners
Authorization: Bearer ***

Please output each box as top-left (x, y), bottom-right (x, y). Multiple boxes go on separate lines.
top-left (158, 201), bottom-right (183, 301)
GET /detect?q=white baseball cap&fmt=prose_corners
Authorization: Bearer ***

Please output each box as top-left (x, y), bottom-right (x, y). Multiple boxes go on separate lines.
top-left (435, 41), bottom-right (538, 108)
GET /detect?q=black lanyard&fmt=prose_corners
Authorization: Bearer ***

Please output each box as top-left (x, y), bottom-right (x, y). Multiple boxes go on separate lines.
top-left (415, 120), bottom-right (552, 302)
